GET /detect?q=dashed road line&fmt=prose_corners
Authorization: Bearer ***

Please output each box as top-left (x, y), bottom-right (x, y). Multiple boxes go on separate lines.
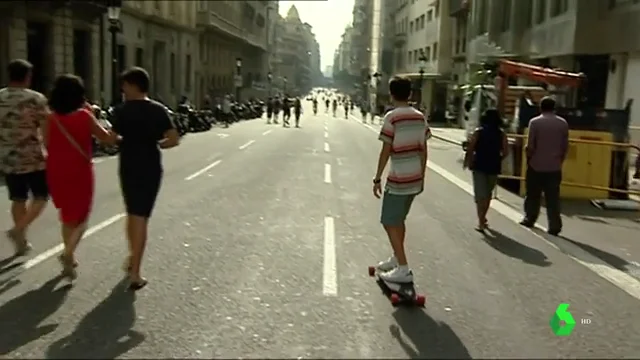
top-left (323, 216), bottom-right (337, 296)
top-left (239, 140), bottom-right (255, 150)
top-left (185, 159), bottom-right (222, 181)
top-left (324, 163), bottom-right (332, 184)
top-left (324, 142), bottom-right (330, 153)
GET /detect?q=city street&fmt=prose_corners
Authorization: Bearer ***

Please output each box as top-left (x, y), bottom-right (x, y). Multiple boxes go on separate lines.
top-left (1, 106), bottom-right (639, 359)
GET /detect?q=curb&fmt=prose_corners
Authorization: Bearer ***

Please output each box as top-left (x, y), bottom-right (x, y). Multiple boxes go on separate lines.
top-left (431, 133), bottom-right (464, 146)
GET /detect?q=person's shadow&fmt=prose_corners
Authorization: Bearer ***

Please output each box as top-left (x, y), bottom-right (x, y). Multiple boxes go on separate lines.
top-left (482, 228), bottom-right (552, 267)
top-left (46, 279), bottom-right (145, 359)
top-left (390, 308), bottom-right (471, 359)
top-left (0, 275), bottom-right (71, 356)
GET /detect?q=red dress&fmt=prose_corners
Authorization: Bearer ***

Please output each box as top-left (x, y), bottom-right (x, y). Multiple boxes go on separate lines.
top-left (46, 109), bottom-right (95, 224)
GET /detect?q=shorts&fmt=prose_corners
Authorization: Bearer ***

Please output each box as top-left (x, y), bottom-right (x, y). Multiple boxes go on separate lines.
top-left (380, 191), bottom-right (416, 226)
top-left (120, 168), bottom-right (162, 218)
top-left (5, 170), bottom-right (49, 201)
top-left (472, 171), bottom-right (498, 201)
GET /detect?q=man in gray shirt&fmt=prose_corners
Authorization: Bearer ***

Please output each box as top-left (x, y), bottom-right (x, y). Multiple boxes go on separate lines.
top-left (520, 97), bottom-right (569, 236)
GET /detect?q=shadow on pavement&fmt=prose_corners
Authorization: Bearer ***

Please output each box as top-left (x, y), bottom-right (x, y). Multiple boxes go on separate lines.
top-left (0, 275), bottom-right (70, 356)
top-left (561, 200), bottom-right (640, 222)
top-left (390, 308), bottom-right (471, 359)
top-left (45, 278), bottom-right (144, 359)
top-left (482, 228), bottom-right (551, 267)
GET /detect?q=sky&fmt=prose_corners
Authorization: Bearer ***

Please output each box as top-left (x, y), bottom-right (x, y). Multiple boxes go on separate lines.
top-left (278, 0), bottom-right (355, 71)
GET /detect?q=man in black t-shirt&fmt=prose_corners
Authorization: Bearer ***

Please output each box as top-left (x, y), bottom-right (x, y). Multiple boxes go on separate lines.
top-left (111, 66), bottom-right (180, 291)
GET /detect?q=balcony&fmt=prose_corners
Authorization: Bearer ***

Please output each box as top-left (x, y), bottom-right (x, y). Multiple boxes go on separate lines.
top-left (449, 0), bottom-right (470, 17)
top-left (393, 32), bottom-right (407, 47)
top-left (197, 10), bottom-right (267, 51)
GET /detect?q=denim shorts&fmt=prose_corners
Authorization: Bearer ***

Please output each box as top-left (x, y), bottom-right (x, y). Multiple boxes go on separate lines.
top-left (380, 191), bottom-right (416, 226)
top-left (472, 171), bottom-right (498, 201)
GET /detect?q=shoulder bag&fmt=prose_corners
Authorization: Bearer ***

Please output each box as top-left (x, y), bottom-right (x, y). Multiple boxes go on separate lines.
top-left (50, 114), bottom-right (91, 162)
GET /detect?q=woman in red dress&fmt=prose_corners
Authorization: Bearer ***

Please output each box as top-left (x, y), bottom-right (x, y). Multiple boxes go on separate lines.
top-left (44, 74), bottom-right (117, 279)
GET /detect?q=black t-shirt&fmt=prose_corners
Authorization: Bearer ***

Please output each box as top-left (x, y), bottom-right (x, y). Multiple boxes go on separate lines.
top-left (111, 99), bottom-right (174, 172)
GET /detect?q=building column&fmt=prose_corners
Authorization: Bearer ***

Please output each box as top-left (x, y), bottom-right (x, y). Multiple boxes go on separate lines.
top-left (52, 7), bottom-right (74, 75)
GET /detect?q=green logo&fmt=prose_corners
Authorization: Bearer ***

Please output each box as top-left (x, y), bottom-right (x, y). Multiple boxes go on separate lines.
top-left (550, 303), bottom-right (576, 336)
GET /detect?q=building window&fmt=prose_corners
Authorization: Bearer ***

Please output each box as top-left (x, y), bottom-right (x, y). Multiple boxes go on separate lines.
top-left (499, 0), bottom-right (512, 32)
top-left (409, 21), bottom-right (414, 33)
top-left (432, 42), bottom-right (438, 60)
top-left (185, 54), bottom-right (192, 91)
top-left (478, 0), bottom-right (488, 34)
top-left (135, 48), bottom-right (143, 67)
top-left (523, 0), bottom-right (533, 28)
top-left (551, 0), bottom-right (568, 16)
top-left (154, 0), bottom-right (160, 10)
top-left (170, 53), bottom-right (176, 90)
top-left (407, 51), bottom-right (411, 64)
top-left (536, 0), bottom-right (547, 24)
top-left (425, 46), bottom-right (431, 61)
top-left (419, 14), bottom-right (425, 28)
top-left (427, 9), bottom-right (433, 21)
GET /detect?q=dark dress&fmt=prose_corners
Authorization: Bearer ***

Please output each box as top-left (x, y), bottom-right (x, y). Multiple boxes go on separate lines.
top-left (470, 126), bottom-right (504, 201)
top-left (111, 99), bottom-right (174, 217)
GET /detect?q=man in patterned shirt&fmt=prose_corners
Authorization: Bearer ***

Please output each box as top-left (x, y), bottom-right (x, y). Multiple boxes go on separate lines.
top-left (0, 59), bottom-right (49, 255)
top-left (372, 76), bottom-right (429, 283)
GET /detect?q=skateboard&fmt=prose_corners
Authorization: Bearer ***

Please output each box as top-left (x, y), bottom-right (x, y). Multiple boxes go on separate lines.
top-left (368, 266), bottom-right (426, 306)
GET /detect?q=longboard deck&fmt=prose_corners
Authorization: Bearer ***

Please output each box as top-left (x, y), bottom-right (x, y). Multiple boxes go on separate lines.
top-left (368, 266), bottom-right (426, 306)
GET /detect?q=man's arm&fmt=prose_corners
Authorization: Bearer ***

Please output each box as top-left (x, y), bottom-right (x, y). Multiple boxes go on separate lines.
top-left (526, 119), bottom-right (537, 160)
top-left (375, 113), bottom-right (394, 180)
top-left (560, 121), bottom-right (569, 161)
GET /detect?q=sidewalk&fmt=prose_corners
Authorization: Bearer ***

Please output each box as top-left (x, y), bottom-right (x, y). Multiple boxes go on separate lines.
top-left (430, 127), bottom-right (467, 145)
top-left (429, 126), bottom-right (640, 196)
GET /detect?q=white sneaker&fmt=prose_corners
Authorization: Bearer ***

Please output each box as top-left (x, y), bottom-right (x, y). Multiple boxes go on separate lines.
top-left (379, 266), bottom-right (414, 283)
top-left (376, 256), bottom-right (398, 272)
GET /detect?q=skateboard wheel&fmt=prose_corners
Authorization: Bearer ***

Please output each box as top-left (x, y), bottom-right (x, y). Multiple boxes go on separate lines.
top-left (368, 266), bottom-right (376, 277)
top-left (390, 293), bottom-right (400, 304)
top-left (415, 295), bottom-right (426, 306)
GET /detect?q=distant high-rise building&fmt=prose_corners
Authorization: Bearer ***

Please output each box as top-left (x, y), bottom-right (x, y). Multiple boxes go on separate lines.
top-left (324, 65), bottom-right (333, 78)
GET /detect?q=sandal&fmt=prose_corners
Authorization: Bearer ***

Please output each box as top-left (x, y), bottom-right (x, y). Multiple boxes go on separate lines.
top-left (128, 278), bottom-right (148, 291)
top-left (58, 254), bottom-right (78, 280)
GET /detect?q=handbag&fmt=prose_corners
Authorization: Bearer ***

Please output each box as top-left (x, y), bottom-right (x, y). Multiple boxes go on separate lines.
top-left (51, 115), bottom-right (91, 162)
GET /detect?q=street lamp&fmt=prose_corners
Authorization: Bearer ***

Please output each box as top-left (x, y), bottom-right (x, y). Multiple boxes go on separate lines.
top-left (417, 51), bottom-right (428, 107)
top-left (107, 0), bottom-right (122, 105)
top-left (267, 71), bottom-right (272, 97)
top-left (235, 57), bottom-right (242, 102)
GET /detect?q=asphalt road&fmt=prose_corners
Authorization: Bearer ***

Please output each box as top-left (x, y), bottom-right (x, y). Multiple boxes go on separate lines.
top-left (0, 106), bottom-right (639, 359)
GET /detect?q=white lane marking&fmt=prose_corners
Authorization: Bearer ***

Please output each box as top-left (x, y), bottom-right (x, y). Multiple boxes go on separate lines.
top-left (323, 216), bottom-right (337, 296)
top-left (185, 159), bottom-right (222, 181)
top-left (359, 122), bottom-right (640, 300)
top-left (262, 130), bottom-right (272, 136)
top-left (23, 213), bottom-right (126, 270)
top-left (218, 133), bottom-right (230, 138)
top-left (324, 163), bottom-right (332, 184)
top-left (239, 140), bottom-right (255, 150)
top-left (91, 156), bottom-right (116, 164)
top-left (324, 142), bottom-right (330, 153)
top-left (324, 131), bottom-right (329, 139)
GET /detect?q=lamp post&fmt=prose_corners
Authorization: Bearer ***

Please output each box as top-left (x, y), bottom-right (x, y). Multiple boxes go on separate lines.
top-left (372, 71), bottom-right (382, 114)
top-left (235, 57), bottom-right (242, 102)
top-left (283, 76), bottom-right (288, 96)
top-left (107, 0), bottom-right (122, 105)
top-left (267, 71), bottom-right (272, 97)
top-left (417, 51), bottom-right (427, 108)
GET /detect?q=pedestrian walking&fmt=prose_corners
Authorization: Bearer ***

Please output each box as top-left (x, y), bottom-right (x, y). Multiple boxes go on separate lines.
top-left (111, 67), bottom-right (180, 290)
top-left (45, 74), bottom-right (118, 279)
top-left (463, 108), bottom-right (508, 231)
top-left (0, 59), bottom-right (49, 256)
top-left (520, 96), bottom-right (568, 236)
